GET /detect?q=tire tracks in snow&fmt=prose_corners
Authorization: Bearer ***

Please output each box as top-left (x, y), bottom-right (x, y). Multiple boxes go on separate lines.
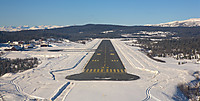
top-left (143, 83), bottom-right (159, 101)
top-left (10, 76), bottom-right (45, 100)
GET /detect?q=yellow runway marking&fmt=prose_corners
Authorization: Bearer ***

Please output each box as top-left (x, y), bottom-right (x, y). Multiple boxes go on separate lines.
top-left (112, 60), bottom-right (118, 62)
top-left (86, 69), bottom-right (89, 72)
top-left (106, 69), bottom-right (109, 72)
top-left (113, 69), bottom-right (116, 72)
top-left (92, 60), bottom-right (99, 62)
top-left (89, 69), bottom-right (93, 72)
top-left (94, 69), bottom-right (96, 72)
top-left (110, 69), bottom-right (112, 72)
top-left (110, 53), bottom-right (114, 55)
top-left (101, 69), bottom-right (103, 72)
top-left (97, 69), bottom-right (100, 72)
top-left (121, 69), bottom-right (124, 72)
top-left (117, 69), bottom-right (120, 72)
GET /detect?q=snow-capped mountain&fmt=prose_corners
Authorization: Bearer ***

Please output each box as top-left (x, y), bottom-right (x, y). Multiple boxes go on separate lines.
top-left (0, 25), bottom-right (68, 32)
top-left (146, 18), bottom-right (200, 27)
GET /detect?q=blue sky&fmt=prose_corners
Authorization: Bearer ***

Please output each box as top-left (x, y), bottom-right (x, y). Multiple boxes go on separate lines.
top-left (0, 0), bottom-right (199, 26)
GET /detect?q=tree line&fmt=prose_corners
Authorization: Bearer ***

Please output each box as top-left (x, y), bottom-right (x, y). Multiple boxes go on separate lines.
top-left (0, 58), bottom-right (38, 76)
top-left (0, 24), bottom-right (200, 43)
top-left (137, 37), bottom-right (200, 59)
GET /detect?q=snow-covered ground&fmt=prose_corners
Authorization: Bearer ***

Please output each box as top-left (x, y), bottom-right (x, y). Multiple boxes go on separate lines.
top-left (0, 39), bottom-right (198, 101)
top-left (121, 31), bottom-right (175, 38)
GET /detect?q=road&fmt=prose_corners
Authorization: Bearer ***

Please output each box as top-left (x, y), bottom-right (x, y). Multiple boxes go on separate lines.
top-left (66, 40), bottom-right (140, 81)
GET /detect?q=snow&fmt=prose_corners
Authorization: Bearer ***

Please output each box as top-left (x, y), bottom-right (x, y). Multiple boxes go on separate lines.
top-left (121, 31), bottom-right (174, 38)
top-left (146, 18), bottom-right (200, 27)
top-left (1, 73), bottom-right (14, 78)
top-left (0, 25), bottom-right (69, 32)
top-left (0, 38), bottom-right (198, 101)
top-left (101, 30), bottom-right (114, 34)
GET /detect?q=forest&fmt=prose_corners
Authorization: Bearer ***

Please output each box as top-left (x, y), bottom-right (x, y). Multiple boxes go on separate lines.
top-left (0, 58), bottom-right (39, 76)
top-left (0, 24), bottom-right (200, 43)
top-left (137, 37), bottom-right (200, 59)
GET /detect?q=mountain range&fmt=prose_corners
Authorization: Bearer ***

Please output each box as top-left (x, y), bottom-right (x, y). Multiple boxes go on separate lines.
top-left (0, 25), bottom-right (68, 32)
top-left (146, 18), bottom-right (200, 27)
top-left (0, 18), bottom-right (200, 32)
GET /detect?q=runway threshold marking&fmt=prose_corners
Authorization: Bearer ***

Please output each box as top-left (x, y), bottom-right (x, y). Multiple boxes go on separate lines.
top-left (117, 69), bottom-right (120, 72)
top-left (121, 69), bottom-right (124, 72)
top-left (86, 69), bottom-right (127, 73)
top-left (86, 69), bottom-right (89, 72)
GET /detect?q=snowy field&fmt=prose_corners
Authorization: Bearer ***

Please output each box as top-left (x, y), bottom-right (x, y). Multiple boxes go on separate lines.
top-left (0, 39), bottom-right (198, 101)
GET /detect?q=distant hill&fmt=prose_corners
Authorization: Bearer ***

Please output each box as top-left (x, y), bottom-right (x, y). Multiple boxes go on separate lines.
top-left (146, 18), bottom-right (200, 27)
top-left (0, 25), bottom-right (68, 32)
top-left (0, 24), bottom-right (200, 43)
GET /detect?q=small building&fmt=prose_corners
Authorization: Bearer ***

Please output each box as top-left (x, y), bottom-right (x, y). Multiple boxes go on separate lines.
top-left (24, 44), bottom-right (35, 49)
top-left (4, 45), bottom-right (23, 51)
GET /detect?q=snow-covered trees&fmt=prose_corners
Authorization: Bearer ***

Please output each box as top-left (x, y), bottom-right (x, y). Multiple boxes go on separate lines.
top-left (0, 58), bottom-right (38, 76)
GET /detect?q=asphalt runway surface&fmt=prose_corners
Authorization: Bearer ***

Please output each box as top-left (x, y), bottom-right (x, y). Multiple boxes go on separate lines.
top-left (66, 40), bottom-right (140, 81)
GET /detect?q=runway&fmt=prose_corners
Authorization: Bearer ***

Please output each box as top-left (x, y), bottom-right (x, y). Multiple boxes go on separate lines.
top-left (66, 40), bottom-right (140, 81)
